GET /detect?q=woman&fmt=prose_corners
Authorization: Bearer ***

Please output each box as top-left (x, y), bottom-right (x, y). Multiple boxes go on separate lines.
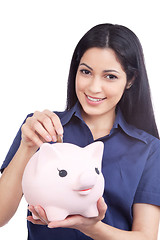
top-left (0, 24), bottom-right (160, 240)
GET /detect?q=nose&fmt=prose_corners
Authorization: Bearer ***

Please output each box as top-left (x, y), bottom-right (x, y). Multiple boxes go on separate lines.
top-left (89, 76), bottom-right (102, 93)
top-left (76, 170), bottom-right (98, 191)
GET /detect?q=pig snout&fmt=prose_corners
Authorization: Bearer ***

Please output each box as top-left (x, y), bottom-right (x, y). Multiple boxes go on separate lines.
top-left (73, 170), bottom-right (98, 195)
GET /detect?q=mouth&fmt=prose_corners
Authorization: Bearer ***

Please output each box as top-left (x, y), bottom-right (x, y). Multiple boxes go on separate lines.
top-left (79, 188), bottom-right (92, 192)
top-left (85, 94), bottom-right (106, 103)
top-left (75, 188), bottom-right (92, 195)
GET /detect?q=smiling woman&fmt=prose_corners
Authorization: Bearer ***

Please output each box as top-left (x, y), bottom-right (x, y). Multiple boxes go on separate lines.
top-left (0, 23), bottom-right (160, 240)
top-left (67, 24), bottom-right (159, 138)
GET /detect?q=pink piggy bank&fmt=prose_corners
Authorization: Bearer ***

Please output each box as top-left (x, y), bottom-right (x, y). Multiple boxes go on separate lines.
top-left (22, 141), bottom-right (104, 221)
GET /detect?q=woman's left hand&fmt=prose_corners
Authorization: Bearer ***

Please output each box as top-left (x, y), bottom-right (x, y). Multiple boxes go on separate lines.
top-left (27, 197), bottom-right (107, 236)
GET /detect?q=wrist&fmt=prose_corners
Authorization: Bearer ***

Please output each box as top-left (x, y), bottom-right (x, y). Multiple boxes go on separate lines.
top-left (8, 142), bottom-right (39, 177)
top-left (83, 221), bottom-right (105, 239)
top-left (19, 141), bottom-right (39, 157)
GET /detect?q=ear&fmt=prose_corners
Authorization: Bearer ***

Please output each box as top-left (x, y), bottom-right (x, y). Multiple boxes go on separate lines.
top-left (126, 77), bottom-right (135, 90)
top-left (85, 141), bottom-right (104, 164)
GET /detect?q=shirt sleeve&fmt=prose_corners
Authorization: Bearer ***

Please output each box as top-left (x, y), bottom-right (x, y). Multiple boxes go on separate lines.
top-left (134, 138), bottom-right (160, 206)
top-left (0, 114), bottom-right (33, 173)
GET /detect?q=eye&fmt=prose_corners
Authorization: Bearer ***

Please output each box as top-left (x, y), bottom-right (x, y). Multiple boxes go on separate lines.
top-left (80, 69), bottom-right (91, 75)
top-left (105, 74), bottom-right (117, 80)
top-left (95, 167), bottom-right (100, 175)
top-left (57, 169), bottom-right (68, 177)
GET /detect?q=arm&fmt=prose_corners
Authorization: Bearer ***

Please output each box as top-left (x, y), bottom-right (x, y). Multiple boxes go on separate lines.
top-left (87, 203), bottom-right (160, 240)
top-left (0, 110), bottom-right (63, 227)
top-left (0, 143), bottom-right (36, 227)
top-left (28, 200), bottom-right (160, 240)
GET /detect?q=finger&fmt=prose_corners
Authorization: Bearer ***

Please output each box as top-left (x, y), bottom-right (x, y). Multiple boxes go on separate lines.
top-left (43, 110), bottom-right (64, 136)
top-left (48, 215), bottom-right (83, 229)
top-left (33, 112), bottom-right (56, 141)
top-left (22, 124), bottom-right (44, 147)
top-left (28, 205), bottom-right (40, 219)
top-left (28, 205), bottom-right (49, 225)
top-left (27, 216), bottom-right (46, 225)
top-left (23, 116), bottom-right (49, 145)
top-left (97, 197), bottom-right (107, 220)
top-left (34, 205), bottom-right (49, 225)
top-left (33, 120), bottom-right (53, 142)
top-left (34, 111), bottom-right (61, 142)
top-left (57, 134), bottom-right (63, 143)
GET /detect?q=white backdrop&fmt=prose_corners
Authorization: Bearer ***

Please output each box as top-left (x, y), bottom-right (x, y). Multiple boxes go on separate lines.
top-left (0, 0), bottom-right (160, 239)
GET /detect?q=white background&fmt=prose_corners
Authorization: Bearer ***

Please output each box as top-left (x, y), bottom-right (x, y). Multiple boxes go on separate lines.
top-left (0, 0), bottom-right (160, 239)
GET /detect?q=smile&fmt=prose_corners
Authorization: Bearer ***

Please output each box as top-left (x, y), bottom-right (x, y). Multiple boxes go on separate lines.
top-left (79, 188), bottom-right (92, 192)
top-left (86, 94), bottom-right (106, 102)
top-left (76, 188), bottom-right (92, 196)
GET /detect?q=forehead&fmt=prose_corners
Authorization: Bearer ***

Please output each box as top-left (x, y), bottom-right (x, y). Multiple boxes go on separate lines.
top-left (80, 47), bottom-right (124, 72)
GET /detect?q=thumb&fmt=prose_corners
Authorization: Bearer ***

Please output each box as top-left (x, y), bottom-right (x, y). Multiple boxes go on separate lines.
top-left (97, 197), bottom-right (107, 220)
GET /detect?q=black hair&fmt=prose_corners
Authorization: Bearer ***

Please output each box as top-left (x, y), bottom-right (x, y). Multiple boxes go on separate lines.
top-left (66, 23), bottom-right (159, 138)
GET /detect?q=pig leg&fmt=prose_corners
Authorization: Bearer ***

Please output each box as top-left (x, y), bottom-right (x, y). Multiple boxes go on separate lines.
top-left (82, 204), bottom-right (99, 218)
top-left (45, 206), bottom-right (69, 222)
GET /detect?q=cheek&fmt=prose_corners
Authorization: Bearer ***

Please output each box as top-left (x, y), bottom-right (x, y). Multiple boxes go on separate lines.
top-left (103, 84), bottom-right (126, 99)
top-left (75, 77), bottom-right (79, 96)
top-left (75, 76), bottom-right (85, 94)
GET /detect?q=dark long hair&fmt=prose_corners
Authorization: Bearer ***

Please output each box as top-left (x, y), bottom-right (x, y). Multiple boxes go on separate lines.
top-left (66, 24), bottom-right (159, 138)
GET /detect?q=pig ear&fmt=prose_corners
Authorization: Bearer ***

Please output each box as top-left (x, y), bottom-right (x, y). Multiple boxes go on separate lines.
top-left (38, 143), bottom-right (55, 161)
top-left (85, 141), bottom-right (104, 163)
top-left (38, 143), bottom-right (61, 164)
top-left (35, 143), bottom-right (61, 173)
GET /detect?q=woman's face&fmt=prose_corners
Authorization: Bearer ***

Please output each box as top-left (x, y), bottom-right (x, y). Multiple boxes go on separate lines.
top-left (75, 47), bottom-right (128, 120)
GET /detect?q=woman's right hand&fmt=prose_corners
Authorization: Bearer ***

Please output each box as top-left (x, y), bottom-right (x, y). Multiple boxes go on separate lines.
top-left (21, 110), bottom-right (63, 149)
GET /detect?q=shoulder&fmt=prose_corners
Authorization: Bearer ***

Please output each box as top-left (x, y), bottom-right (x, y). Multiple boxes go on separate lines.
top-left (131, 124), bottom-right (160, 146)
top-left (129, 125), bottom-right (160, 160)
top-left (118, 115), bottom-right (160, 158)
top-left (130, 124), bottom-right (160, 149)
top-left (115, 108), bottom-right (159, 147)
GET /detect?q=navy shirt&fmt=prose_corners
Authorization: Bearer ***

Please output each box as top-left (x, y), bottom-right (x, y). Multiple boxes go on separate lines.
top-left (1, 102), bottom-right (160, 240)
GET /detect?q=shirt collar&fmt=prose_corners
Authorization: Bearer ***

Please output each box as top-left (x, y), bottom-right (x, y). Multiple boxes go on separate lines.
top-left (60, 102), bottom-right (147, 144)
top-left (60, 102), bottom-right (82, 126)
top-left (115, 108), bottom-right (147, 144)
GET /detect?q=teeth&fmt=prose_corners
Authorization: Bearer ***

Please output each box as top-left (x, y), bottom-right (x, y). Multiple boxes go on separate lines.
top-left (87, 95), bottom-right (104, 102)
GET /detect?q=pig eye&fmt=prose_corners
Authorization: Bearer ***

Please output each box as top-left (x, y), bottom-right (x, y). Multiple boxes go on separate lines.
top-left (95, 168), bottom-right (100, 175)
top-left (57, 169), bottom-right (68, 177)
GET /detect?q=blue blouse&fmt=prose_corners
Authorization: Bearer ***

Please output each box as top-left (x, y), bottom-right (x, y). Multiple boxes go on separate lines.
top-left (1, 102), bottom-right (160, 240)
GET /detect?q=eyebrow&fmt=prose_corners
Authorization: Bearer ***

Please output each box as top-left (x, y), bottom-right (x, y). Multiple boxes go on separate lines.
top-left (79, 63), bottom-right (120, 74)
top-left (103, 69), bottom-right (120, 74)
top-left (79, 63), bottom-right (93, 70)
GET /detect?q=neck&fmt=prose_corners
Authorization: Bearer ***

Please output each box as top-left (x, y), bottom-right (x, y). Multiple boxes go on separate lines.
top-left (81, 108), bottom-right (116, 140)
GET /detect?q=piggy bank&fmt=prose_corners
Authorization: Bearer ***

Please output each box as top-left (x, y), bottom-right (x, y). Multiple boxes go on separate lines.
top-left (22, 141), bottom-right (104, 221)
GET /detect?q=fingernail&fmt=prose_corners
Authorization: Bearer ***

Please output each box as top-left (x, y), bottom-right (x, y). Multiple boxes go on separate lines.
top-left (57, 128), bottom-right (63, 136)
top-left (46, 135), bottom-right (52, 142)
top-left (52, 136), bottom-right (57, 142)
top-left (48, 224), bottom-right (54, 228)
